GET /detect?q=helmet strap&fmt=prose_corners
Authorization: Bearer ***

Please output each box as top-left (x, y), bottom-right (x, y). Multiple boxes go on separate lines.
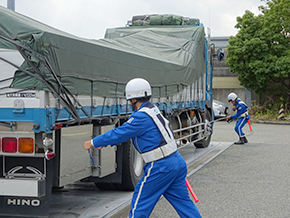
top-left (130, 99), bottom-right (139, 111)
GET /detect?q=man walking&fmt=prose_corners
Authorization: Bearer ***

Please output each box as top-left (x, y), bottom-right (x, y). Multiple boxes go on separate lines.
top-left (84, 78), bottom-right (202, 218)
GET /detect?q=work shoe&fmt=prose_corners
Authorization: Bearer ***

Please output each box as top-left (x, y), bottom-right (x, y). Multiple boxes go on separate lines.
top-left (234, 137), bottom-right (244, 145)
top-left (243, 136), bottom-right (248, 143)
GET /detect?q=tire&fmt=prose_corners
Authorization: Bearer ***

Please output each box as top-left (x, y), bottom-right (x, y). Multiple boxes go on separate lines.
top-left (118, 140), bottom-right (144, 191)
top-left (194, 109), bottom-right (212, 148)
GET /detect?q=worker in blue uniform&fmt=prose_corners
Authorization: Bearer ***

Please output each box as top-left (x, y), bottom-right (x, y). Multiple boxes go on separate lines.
top-left (84, 78), bottom-right (202, 218)
top-left (226, 92), bottom-right (250, 144)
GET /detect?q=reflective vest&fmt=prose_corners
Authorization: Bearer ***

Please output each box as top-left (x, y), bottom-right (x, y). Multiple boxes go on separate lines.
top-left (138, 103), bottom-right (177, 163)
top-left (236, 98), bottom-right (249, 118)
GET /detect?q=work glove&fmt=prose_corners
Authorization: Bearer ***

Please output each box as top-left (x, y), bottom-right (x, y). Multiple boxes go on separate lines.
top-left (227, 117), bottom-right (233, 123)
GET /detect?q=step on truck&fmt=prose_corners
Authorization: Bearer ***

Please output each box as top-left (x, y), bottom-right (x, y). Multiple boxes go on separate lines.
top-left (0, 7), bottom-right (214, 218)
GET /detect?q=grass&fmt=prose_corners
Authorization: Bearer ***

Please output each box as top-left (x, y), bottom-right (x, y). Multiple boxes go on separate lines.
top-left (249, 104), bottom-right (290, 122)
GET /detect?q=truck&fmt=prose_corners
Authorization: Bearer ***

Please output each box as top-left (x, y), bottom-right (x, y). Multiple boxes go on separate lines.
top-left (0, 7), bottom-right (214, 218)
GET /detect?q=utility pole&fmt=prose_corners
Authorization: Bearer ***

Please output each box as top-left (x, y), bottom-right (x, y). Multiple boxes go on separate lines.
top-left (7, 0), bottom-right (15, 11)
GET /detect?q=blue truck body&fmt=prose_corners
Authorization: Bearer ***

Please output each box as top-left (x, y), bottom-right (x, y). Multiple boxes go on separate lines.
top-left (0, 9), bottom-right (213, 218)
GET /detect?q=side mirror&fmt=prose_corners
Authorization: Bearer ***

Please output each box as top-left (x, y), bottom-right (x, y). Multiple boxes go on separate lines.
top-left (217, 48), bottom-right (224, 61)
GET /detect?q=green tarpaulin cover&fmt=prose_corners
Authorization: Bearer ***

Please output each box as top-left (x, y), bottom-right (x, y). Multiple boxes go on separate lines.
top-left (0, 6), bottom-right (205, 98)
top-left (131, 14), bottom-right (200, 26)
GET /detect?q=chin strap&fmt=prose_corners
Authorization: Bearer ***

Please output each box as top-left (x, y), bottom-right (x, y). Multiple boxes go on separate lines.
top-left (131, 99), bottom-right (139, 111)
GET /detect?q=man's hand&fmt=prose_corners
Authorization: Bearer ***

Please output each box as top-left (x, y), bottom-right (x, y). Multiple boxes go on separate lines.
top-left (226, 115), bottom-right (231, 120)
top-left (84, 140), bottom-right (104, 150)
top-left (84, 140), bottom-right (93, 150)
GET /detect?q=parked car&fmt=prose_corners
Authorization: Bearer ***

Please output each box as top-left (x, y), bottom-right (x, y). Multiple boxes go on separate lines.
top-left (213, 100), bottom-right (228, 119)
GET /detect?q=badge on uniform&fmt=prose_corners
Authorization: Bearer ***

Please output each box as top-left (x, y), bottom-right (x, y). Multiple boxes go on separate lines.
top-left (127, 117), bottom-right (134, 123)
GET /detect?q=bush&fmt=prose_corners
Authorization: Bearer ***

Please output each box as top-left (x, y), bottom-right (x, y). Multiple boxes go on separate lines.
top-left (249, 100), bottom-right (289, 121)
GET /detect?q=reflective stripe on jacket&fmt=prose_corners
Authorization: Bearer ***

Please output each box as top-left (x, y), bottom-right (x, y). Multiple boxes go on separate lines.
top-left (138, 102), bottom-right (177, 163)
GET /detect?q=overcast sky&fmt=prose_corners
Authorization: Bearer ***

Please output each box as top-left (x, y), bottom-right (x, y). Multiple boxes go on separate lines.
top-left (0, 0), bottom-right (265, 39)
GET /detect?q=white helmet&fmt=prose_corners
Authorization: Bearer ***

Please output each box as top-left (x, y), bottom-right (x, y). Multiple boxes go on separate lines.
top-left (125, 78), bottom-right (152, 100)
top-left (228, 92), bottom-right (237, 102)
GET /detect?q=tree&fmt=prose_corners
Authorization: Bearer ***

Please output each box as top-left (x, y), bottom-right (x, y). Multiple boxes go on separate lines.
top-left (226, 0), bottom-right (290, 104)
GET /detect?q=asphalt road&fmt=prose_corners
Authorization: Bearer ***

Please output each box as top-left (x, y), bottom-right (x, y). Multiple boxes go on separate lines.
top-left (49, 134), bottom-right (227, 218)
top-left (112, 121), bottom-right (290, 218)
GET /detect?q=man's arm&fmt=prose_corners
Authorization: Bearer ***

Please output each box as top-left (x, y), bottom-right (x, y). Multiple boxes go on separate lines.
top-left (83, 113), bottom-right (147, 149)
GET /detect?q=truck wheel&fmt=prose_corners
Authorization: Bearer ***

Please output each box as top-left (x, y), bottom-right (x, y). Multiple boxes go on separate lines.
top-left (118, 140), bottom-right (144, 191)
top-left (194, 109), bottom-right (212, 148)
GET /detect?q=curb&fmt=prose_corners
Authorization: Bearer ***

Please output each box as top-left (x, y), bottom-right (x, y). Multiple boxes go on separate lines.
top-left (258, 120), bottom-right (290, 125)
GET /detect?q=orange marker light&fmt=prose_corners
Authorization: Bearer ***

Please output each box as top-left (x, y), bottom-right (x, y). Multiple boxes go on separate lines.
top-left (19, 138), bottom-right (34, 153)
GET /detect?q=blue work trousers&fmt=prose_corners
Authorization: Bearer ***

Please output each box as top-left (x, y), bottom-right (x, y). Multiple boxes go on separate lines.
top-left (234, 117), bottom-right (248, 137)
top-left (129, 151), bottom-right (201, 218)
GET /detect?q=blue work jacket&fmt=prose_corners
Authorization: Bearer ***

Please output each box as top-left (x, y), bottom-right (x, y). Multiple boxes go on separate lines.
top-left (231, 98), bottom-right (249, 119)
top-left (91, 101), bottom-right (162, 153)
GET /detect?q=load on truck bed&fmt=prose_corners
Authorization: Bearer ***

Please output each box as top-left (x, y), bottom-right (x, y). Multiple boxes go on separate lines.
top-left (0, 6), bottom-right (213, 218)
